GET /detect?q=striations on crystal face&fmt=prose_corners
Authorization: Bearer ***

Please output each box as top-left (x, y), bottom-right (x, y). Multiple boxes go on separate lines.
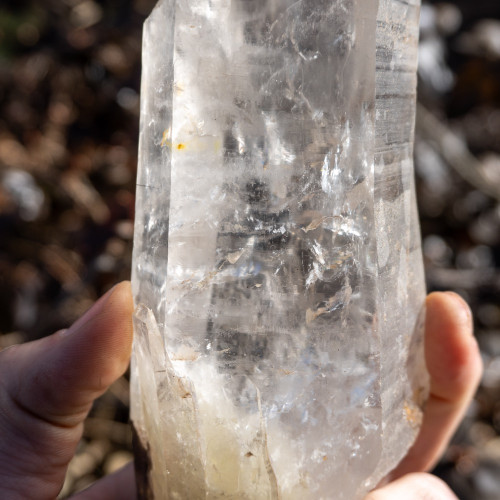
top-left (131, 0), bottom-right (428, 498)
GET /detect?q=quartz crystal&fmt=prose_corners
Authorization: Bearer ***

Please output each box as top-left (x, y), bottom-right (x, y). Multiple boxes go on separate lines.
top-left (131, 0), bottom-right (428, 498)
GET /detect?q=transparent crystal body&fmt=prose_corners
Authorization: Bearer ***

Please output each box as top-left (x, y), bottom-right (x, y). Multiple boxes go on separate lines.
top-left (131, 0), bottom-right (428, 498)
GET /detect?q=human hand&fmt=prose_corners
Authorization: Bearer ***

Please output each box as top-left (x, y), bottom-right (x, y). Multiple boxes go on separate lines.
top-left (0, 282), bottom-right (136, 500)
top-left (0, 287), bottom-right (482, 499)
top-left (365, 292), bottom-right (483, 499)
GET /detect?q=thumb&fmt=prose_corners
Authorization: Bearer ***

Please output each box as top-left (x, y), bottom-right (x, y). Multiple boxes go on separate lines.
top-left (0, 282), bottom-right (134, 499)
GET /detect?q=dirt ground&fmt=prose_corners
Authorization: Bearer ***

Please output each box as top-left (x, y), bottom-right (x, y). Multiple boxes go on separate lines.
top-left (0, 1), bottom-right (499, 498)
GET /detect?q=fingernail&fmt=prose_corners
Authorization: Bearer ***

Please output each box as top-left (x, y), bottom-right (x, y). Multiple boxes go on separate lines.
top-left (444, 291), bottom-right (473, 332)
top-left (60, 285), bottom-right (117, 337)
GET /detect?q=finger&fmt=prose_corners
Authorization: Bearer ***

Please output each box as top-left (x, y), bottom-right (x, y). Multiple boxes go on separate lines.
top-left (0, 282), bottom-right (134, 500)
top-left (3, 281), bottom-right (134, 427)
top-left (365, 473), bottom-right (458, 500)
top-left (71, 462), bottom-right (137, 500)
top-left (389, 292), bottom-right (482, 478)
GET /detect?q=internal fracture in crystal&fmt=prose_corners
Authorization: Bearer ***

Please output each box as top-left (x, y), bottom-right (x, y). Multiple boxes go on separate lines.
top-left (131, 0), bottom-right (427, 498)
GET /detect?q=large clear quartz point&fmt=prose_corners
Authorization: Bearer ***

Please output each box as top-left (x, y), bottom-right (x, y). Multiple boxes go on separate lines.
top-left (131, 0), bottom-right (428, 498)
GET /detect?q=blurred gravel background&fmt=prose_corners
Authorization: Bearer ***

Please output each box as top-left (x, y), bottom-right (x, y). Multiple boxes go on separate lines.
top-left (0, 0), bottom-right (499, 498)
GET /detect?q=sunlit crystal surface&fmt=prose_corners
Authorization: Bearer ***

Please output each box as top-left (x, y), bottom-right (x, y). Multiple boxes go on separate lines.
top-left (131, 0), bottom-right (427, 498)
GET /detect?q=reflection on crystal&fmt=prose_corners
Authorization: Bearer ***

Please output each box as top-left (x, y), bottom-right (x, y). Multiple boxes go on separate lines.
top-left (131, 0), bottom-right (428, 498)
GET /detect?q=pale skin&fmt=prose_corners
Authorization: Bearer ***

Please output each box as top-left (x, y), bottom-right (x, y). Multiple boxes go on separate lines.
top-left (0, 283), bottom-right (482, 499)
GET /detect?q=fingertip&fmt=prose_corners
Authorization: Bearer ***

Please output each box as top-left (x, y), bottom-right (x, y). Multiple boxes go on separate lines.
top-left (108, 281), bottom-right (134, 316)
top-left (99, 281), bottom-right (135, 362)
top-left (64, 281), bottom-right (134, 396)
top-left (425, 291), bottom-right (482, 403)
top-left (426, 291), bottom-right (472, 332)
